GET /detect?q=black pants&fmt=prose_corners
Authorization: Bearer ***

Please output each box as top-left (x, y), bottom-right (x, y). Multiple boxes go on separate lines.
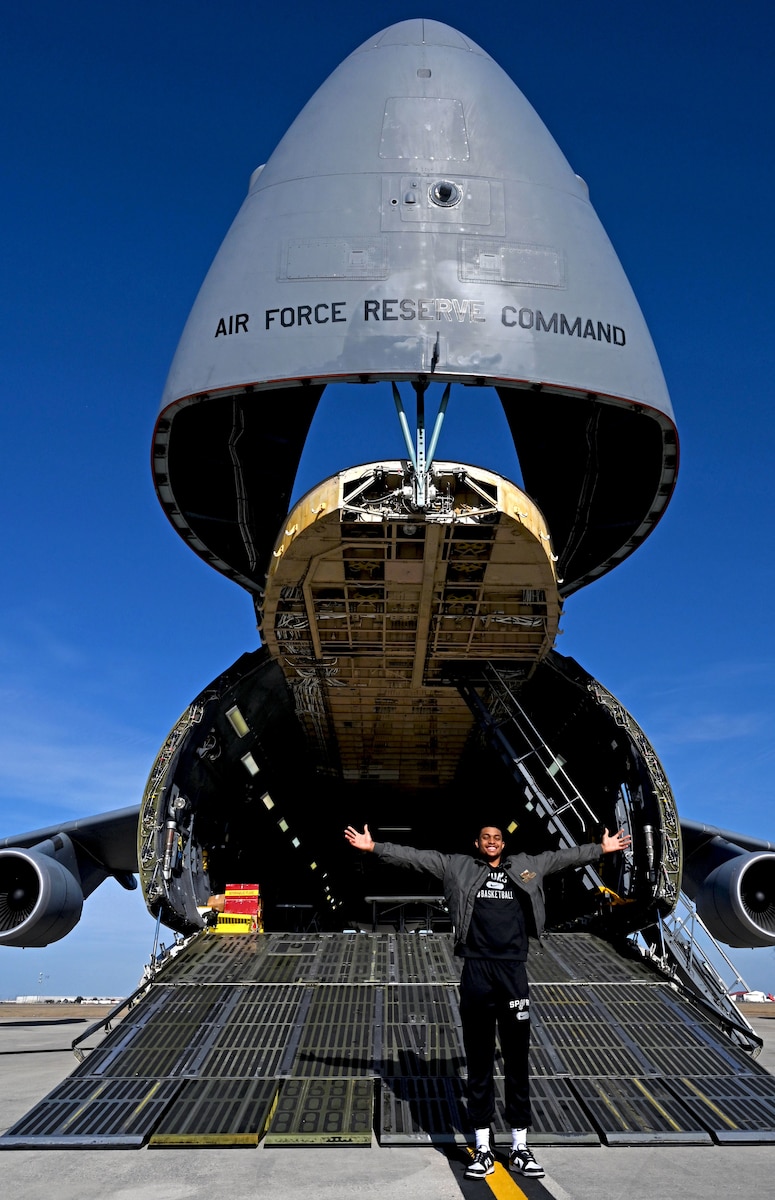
top-left (459, 957), bottom-right (531, 1129)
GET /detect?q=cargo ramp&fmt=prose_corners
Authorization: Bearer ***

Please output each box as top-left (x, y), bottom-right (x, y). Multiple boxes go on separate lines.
top-left (3, 930), bottom-right (775, 1150)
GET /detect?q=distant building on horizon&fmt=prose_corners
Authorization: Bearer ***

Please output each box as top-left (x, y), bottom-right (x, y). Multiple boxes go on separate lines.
top-left (12, 995), bottom-right (121, 1004)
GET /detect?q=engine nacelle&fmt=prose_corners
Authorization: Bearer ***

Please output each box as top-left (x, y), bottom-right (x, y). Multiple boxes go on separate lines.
top-left (0, 840), bottom-right (84, 948)
top-left (691, 851), bottom-right (775, 948)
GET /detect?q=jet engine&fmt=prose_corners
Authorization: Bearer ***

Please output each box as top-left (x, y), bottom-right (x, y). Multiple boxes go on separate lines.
top-left (0, 836), bottom-right (84, 948)
top-left (680, 823), bottom-right (775, 948)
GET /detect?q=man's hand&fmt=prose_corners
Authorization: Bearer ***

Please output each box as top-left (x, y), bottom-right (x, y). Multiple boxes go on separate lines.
top-left (344, 824), bottom-right (375, 852)
top-left (601, 827), bottom-right (631, 854)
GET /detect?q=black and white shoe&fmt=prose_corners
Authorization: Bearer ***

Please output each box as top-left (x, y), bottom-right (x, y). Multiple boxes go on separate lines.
top-left (465, 1148), bottom-right (495, 1178)
top-left (509, 1145), bottom-right (545, 1177)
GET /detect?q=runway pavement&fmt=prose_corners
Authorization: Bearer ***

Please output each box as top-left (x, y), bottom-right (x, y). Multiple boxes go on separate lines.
top-left (1, 1007), bottom-right (773, 1200)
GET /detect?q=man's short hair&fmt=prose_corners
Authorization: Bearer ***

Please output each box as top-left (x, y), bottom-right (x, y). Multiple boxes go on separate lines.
top-left (475, 824), bottom-right (505, 840)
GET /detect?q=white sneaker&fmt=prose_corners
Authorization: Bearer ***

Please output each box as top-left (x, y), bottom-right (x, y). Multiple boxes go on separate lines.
top-left (465, 1148), bottom-right (495, 1178)
top-left (509, 1145), bottom-right (545, 1177)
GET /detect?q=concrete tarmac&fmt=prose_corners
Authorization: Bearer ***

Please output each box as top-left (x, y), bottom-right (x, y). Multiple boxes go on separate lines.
top-left (1, 1010), bottom-right (774, 1200)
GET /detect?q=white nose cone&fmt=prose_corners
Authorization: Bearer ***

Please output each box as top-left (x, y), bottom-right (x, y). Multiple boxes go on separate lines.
top-left (154, 19), bottom-right (677, 596)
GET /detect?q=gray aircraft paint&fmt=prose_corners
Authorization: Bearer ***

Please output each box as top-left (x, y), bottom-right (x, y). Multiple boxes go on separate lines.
top-left (160, 19), bottom-right (672, 414)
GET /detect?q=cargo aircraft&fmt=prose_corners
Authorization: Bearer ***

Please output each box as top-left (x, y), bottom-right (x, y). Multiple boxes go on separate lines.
top-left (2, 19), bottom-right (774, 993)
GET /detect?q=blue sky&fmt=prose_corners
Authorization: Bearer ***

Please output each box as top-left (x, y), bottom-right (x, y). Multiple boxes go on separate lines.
top-left (1, 0), bottom-right (774, 997)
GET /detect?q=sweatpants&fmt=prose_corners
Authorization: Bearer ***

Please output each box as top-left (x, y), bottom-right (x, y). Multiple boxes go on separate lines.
top-left (458, 957), bottom-right (531, 1129)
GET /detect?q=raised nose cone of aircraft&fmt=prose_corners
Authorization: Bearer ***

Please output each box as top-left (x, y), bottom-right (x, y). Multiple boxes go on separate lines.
top-left (154, 18), bottom-right (677, 597)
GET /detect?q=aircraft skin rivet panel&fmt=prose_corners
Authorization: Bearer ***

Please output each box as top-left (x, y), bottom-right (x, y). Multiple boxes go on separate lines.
top-left (5, 931), bottom-right (775, 1150)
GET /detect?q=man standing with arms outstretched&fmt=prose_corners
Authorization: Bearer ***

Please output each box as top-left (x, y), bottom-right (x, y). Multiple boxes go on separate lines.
top-left (344, 821), bottom-right (631, 1179)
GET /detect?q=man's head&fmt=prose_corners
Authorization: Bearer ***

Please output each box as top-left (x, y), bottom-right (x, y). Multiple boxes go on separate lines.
top-left (474, 825), bottom-right (506, 866)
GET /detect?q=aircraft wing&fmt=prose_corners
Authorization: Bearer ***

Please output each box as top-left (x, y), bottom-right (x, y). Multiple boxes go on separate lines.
top-left (0, 805), bottom-right (140, 948)
top-left (680, 819), bottom-right (775, 854)
top-left (0, 805), bottom-right (140, 869)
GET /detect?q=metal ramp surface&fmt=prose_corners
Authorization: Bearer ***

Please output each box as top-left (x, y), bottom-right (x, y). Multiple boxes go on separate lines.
top-left (3, 931), bottom-right (775, 1149)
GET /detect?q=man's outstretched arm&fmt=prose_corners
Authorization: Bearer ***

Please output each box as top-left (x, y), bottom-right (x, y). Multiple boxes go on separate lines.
top-left (344, 824), bottom-right (375, 852)
top-left (527, 826), bottom-right (632, 877)
top-left (343, 824), bottom-right (449, 880)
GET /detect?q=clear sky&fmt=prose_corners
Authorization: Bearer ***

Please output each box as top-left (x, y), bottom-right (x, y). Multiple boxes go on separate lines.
top-left (1, 1), bottom-right (774, 999)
